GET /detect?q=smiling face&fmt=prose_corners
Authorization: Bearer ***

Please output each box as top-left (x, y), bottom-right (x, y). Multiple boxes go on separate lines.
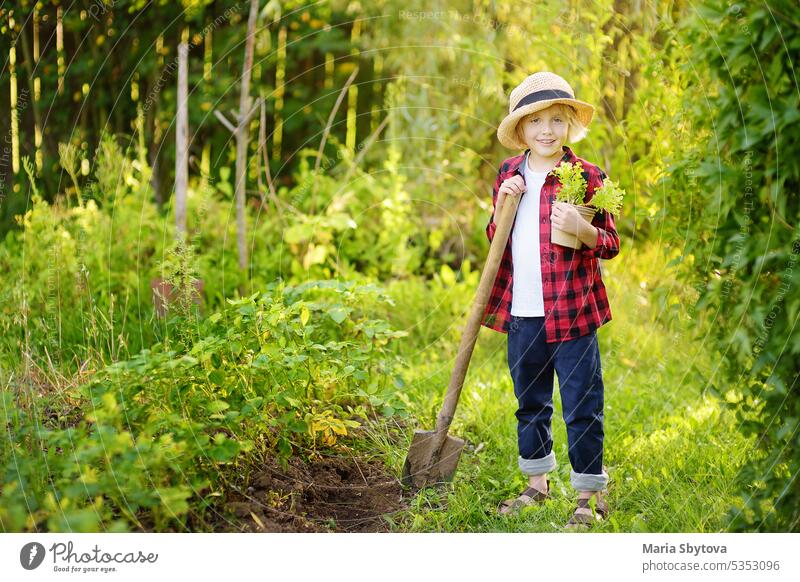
top-left (515, 104), bottom-right (572, 167)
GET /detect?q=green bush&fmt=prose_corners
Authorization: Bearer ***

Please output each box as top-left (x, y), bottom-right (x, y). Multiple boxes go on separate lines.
top-left (0, 279), bottom-right (409, 532)
top-left (269, 142), bottom-right (425, 281)
top-left (666, 0), bottom-right (800, 531)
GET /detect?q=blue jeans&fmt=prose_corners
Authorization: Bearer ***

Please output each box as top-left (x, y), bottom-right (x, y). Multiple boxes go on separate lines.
top-left (507, 315), bottom-right (608, 491)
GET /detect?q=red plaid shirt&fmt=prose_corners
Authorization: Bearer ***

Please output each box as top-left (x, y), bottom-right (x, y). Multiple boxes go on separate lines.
top-left (481, 145), bottom-right (620, 342)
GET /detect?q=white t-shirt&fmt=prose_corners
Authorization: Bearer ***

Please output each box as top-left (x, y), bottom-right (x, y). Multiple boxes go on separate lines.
top-left (511, 152), bottom-right (548, 316)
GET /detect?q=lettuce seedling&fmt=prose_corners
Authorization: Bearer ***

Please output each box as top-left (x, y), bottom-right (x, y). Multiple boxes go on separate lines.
top-left (589, 177), bottom-right (625, 215)
top-left (552, 161), bottom-right (587, 205)
top-left (552, 161), bottom-right (625, 215)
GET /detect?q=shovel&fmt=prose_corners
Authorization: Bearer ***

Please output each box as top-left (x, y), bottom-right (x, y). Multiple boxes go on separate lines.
top-left (402, 188), bottom-right (521, 488)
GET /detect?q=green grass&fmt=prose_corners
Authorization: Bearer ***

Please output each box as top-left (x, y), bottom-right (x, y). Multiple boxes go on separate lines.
top-left (369, 242), bottom-right (753, 532)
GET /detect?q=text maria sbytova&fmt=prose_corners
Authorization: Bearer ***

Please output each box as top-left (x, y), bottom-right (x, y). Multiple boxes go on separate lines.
top-left (643, 543), bottom-right (727, 556)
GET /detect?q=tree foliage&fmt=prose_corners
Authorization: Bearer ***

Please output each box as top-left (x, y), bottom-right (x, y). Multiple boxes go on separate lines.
top-left (666, 0), bottom-right (800, 531)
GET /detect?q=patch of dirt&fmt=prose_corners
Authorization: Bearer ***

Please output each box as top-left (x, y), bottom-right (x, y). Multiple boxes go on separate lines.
top-left (213, 452), bottom-right (410, 533)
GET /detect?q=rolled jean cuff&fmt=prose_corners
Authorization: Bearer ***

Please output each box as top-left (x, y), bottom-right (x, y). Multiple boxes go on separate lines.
top-left (518, 451), bottom-right (557, 475)
top-left (571, 469), bottom-right (609, 491)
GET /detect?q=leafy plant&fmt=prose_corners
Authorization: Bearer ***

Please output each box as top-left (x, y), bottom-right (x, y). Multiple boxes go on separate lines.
top-left (553, 161), bottom-right (626, 216)
top-left (58, 142), bottom-right (84, 206)
top-left (92, 131), bottom-right (134, 205)
top-left (157, 232), bottom-right (202, 319)
top-left (0, 279), bottom-right (411, 532)
top-left (590, 178), bottom-right (625, 215)
top-left (553, 161), bottom-right (588, 205)
top-left (307, 409), bottom-right (361, 447)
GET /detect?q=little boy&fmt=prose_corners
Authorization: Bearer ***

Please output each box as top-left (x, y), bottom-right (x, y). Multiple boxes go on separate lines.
top-left (483, 72), bottom-right (620, 528)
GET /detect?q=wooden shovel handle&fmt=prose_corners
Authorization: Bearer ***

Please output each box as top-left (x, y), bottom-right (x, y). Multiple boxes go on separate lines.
top-left (430, 189), bottom-right (520, 440)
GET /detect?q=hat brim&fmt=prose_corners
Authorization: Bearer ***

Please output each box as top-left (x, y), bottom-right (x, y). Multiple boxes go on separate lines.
top-left (497, 98), bottom-right (595, 150)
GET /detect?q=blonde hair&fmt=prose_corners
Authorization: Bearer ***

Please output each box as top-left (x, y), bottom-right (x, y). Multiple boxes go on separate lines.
top-left (515, 103), bottom-right (589, 145)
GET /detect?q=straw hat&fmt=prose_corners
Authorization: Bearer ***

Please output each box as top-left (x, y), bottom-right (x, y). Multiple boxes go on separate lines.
top-left (497, 72), bottom-right (595, 150)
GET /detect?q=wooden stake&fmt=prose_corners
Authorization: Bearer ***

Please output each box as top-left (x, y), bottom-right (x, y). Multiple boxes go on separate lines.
top-left (175, 42), bottom-right (189, 235)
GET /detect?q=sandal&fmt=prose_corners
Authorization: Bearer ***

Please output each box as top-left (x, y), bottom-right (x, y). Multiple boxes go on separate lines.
top-left (565, 493), bottom-right (609, 529)
top-left (498, 480), bottom-right (550, 515)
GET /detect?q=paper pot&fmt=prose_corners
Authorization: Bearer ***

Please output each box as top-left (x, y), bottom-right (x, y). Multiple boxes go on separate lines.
top-left (550, 204), bottom-right (597, 249)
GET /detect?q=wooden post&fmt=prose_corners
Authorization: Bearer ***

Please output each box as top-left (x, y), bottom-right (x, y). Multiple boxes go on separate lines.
top-left (273, 25), bottom-right (286, 162)
top-left (175, 42), bottom-right (189, 235)
top-left (214, 0), bottom-right (261, 275)
top-left (233, 0), bottom-right (259, 272)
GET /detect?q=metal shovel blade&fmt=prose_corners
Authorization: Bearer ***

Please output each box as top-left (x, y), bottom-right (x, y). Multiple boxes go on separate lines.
top-left (401, 429), bottom-right (466, 489)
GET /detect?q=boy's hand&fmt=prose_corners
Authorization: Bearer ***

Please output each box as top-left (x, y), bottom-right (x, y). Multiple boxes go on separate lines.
top-left (492, 176), bottom-right (526, 226)
top-left (498, 175), bottom-right (526, 198)
top-left (551, 202), bottom-right (588, 236)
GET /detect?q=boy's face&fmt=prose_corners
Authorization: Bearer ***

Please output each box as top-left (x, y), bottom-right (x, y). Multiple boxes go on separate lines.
top-left (516, 105), bottom-right (569, 159)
